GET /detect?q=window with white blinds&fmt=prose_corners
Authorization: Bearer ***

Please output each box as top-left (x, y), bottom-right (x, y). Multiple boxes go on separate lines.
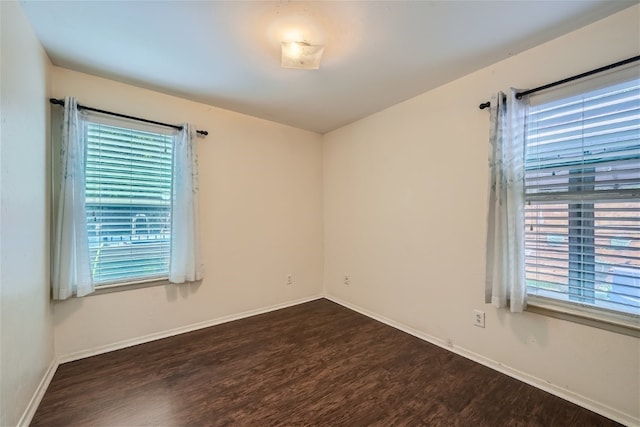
top-left (85, 119), bottom-right (175, 285)
top-left (524, 77), bottom-right (640, 316)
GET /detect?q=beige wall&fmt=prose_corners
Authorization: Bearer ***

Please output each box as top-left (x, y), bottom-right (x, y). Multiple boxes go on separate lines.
top-left (51, 68), bottom-right (324, 358)
top-left (0, 2), bottom-right (54, 425)
top-left (323, 5), bottom-right (640, 424)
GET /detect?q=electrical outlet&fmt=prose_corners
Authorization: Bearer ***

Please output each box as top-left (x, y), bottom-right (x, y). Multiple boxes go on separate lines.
top-left (287, 274), bottom-right (293, 286)
top-left (473, 309), bottom-right (485, 328)
top-left (344, 275), bottom-right (350, 286)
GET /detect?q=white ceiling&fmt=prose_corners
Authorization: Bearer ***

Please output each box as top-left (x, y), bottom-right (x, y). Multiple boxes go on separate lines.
top-left (21, 0), bottom-right (636, 133)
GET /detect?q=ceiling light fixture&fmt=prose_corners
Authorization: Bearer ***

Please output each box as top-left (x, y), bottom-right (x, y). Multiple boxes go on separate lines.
top-left (281, 41), bottom-right (325, 70)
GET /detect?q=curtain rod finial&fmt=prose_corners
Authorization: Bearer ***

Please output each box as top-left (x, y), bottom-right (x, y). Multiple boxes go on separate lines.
top-left (479, 101), bottom-right (491, 110)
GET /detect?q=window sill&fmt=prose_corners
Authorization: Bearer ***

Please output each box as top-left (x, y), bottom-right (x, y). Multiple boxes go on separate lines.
top-left (90, 277), bottom-right (170, 296)
top-left (526, 295), bottom-right (640, 338)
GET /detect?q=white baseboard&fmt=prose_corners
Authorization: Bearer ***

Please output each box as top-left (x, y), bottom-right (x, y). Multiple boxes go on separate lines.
top-left (324, 295), bottom-right (638, 427)
top-left (58, 294), bottom-right (323, 364)
top-left (22, 295), bottom-right (322, 426)
top-left (27, 294), bottom-right (636, 426)
top-left (17, 357), bottom-right (58, 427)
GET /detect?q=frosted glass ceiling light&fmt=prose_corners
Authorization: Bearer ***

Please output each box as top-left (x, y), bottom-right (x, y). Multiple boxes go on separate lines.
top-left (281, 41), bottom-right (325, 70)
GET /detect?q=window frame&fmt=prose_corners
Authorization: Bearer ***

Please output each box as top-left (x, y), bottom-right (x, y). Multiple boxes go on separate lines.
top-left (81, 111), bottom-right (177, 291)
top-left (81, 112), bottom-right (177, 289)
top-left (521, 70), bottom-right (640, 333)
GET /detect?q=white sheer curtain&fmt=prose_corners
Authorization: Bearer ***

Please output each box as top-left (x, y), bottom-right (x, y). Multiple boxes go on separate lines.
top-left (170, 124), bottom-right (203, 283)
top-left (485, 89), bottom-right (528, 312)
top-left (52, 97), bottom-right (94, 299)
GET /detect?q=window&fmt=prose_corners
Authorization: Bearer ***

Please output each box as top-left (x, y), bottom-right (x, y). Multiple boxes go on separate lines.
top-left (85, 117), bottom-right (176, 286)
top-left (52, 98), bottom-right (201, 299)
top-left (524, 77), bottom-right (639, 317)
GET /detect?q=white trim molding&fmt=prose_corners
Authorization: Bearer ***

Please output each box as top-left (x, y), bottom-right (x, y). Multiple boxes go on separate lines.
top-left (58, 294), bottom-right (323, 363)
top-left (23, 295), bottom-right (323, 425)
top-left (17, 358), bottom-right (59, 427)
top-left (24, 294), bottom-right (636, 426)
top-left (324, 294), bottom-right (638, 427)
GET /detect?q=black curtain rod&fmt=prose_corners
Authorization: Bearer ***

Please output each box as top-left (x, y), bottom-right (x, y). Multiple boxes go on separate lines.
top-left (49, 98), bottom-right (208, 136)
top-left (479, 55), bottom-right (640, 110)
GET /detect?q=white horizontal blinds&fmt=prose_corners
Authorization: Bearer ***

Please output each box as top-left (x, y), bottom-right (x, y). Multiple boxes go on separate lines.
top-left (524, 77), bottom-right (640, 316)
top-left (85, 120), bottom-right (174, 285)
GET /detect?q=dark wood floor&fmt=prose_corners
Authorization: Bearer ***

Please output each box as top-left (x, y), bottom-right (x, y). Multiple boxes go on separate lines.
top-left (32, 299), bottom-right (620, 426)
